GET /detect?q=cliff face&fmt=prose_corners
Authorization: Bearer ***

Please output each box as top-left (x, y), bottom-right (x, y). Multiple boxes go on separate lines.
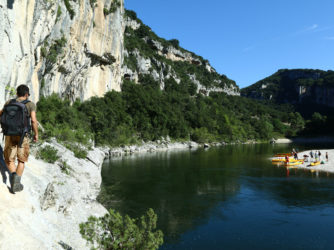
top-left (122, 11), bottom-right (240, 96)
top-left (0, 0), bottom-right (124, 105)
top-left (241, 69), bottom-right (334, 108)
top-left (0, 2), bottom-right (240, 108)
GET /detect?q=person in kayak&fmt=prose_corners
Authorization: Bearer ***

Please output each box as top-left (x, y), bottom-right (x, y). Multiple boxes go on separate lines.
top-left (285, 155), bottom-right (289, 163)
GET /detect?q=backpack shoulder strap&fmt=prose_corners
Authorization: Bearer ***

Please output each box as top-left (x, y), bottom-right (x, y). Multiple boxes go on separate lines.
top-left (21, 100), bottom-right (31, 105)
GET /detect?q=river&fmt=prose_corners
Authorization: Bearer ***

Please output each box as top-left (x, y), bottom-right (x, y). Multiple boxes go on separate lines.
top-left (99, 143), bottom-right (334, 249)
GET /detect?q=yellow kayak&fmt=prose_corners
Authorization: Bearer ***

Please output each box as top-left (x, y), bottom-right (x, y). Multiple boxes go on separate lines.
top-left (284, 160), bottom-right (304, 166)
top-left (310, 161), bottom-right (320, 166)
top-left (272, 157), bottom-right (297, 163)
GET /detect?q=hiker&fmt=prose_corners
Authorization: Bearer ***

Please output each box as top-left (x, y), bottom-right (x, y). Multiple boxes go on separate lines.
top-left (310, 150), bottom-right (314, 159)
top-left (0, 85), bottom-right (38, 193)
top-left (326, 152), bottom-right (328, 162)
top-left (294, 152), bottom-right (298, 160)
top-left (318, 151), bottom-right (321, 161)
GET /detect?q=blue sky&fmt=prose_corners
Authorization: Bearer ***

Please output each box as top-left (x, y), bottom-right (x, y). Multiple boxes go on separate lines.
top-left (125, 0), bottom-right (334, 88)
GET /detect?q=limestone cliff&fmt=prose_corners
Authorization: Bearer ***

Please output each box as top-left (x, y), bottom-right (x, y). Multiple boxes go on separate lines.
top-left (122, 10), bottom-right (240, 96)
top-left (241, 69), bottom-right (334, 108)
top-left (0, 0), bottom-right (124, 106)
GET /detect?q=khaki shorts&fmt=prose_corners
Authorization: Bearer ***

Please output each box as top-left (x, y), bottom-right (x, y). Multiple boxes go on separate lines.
top-left (4, 136), bottom-right (30, 164)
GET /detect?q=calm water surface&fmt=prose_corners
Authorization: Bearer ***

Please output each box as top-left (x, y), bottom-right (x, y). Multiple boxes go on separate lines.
top-left (99, 143), bottom-right (334, 249)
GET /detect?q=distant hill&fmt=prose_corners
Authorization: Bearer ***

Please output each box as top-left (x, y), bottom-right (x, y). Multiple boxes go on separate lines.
top-left (241, 69), bottom-right (334, 110)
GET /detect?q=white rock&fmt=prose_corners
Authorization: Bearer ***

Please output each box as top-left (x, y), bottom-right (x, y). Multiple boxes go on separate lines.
top-left (0, 138), bottom-right (108, 249)
top-left (0, 0), bottom-right (125, 106)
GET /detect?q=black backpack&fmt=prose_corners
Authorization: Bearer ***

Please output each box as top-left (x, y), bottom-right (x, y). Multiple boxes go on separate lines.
top-left (1, 99), bottom-right (31, 146)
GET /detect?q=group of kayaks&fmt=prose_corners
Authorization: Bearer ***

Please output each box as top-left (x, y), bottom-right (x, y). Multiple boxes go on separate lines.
top-left (272, 153), bottom-right (321, 167)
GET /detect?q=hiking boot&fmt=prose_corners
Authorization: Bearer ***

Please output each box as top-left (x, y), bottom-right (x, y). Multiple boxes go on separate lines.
top-left (11, 173), bottom-right (24, 193)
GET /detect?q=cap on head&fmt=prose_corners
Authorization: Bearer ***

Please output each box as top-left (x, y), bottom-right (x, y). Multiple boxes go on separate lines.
top-left (16, 84), bottom-right (30, 97)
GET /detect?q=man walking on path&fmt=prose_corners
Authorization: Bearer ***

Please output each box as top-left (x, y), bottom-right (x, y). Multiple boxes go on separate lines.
top-left (0, 85), bottom-right (38, 193)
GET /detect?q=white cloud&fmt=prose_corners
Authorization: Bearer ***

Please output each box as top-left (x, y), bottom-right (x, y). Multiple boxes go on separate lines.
top-left (242, 45), bottom-right (256, 52)
top-left (295, 24), bottom-right (318, 35)
top-left (306, 24), bottom-right (318, 31)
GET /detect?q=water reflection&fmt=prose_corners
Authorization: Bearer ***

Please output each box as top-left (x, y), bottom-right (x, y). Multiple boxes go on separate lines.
top-left (98, 143), bottom-right (334, 246)
top-left (99, 148), bottom-right (242, 241)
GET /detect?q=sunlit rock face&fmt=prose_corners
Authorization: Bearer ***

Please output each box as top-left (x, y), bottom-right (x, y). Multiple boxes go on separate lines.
top-left (0, 0), bottom-right (124, 106)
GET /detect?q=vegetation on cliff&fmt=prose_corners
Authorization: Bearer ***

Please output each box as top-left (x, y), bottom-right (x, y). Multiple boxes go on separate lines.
top-left (241, 69), bottom-right (334, 105)
top-left (124, 10), bottom-right (237, 91)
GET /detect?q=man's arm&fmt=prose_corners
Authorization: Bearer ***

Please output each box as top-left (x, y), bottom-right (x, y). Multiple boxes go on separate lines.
top-left (0, 109), bottom-right (3, 116)
top-left (30, 111), bottom-right (39, 142)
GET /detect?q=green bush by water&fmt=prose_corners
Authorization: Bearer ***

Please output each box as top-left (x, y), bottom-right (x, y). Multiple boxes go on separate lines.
top-left (80, 208), bottom-right (163, 250)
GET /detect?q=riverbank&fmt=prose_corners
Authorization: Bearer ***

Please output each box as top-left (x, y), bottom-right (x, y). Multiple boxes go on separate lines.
top-left (294, 149), bottom-right (334, 173)
top-left (273, 136), bottom-right (334, 144)
top-left (103, 138), bottom-right (263, 158)
top-left (271, 149), bottom-right (334, 173)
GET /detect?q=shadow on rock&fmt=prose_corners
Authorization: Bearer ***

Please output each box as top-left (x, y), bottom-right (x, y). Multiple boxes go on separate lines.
top-left (7, 0), bottom-right (14, 9)
top-left (0, 145), bottom-right (9, 184)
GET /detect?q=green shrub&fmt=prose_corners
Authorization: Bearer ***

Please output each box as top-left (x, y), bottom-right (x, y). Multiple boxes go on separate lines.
top-left (40, 47), bottom-right (47, 58)
top-left (125, 9), bottom-right (137, 20)
top-left (59, 160), bottom-right (71, 175)
top-left (64, 143), bottom-right (88, 159)
top-left (89, 0), bottom-right (97, 8)
top-left (40, 78), bottom-right (45, 90)
top-left (103, 0), bottom-right (120, 16)
top-left (37, 94), bottom-right (92, 145)
top-left (37, 145), bottom-right (60, 163)
top-left (56, 6), bottom-right (62, 22)
top-left (191, 127), bottom-right (215, 143)
top-left (44, 36), bottom-right (67, 73)
top-left (63, 0), bottom-right (75, 19)
top-left (169, 39), bottom-right (180, 48)
top-left (80, 208), bottom-right (163, 250)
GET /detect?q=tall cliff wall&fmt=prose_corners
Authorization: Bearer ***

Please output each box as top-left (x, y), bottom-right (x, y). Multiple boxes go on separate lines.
top-left (0, 0), bottom-right (124, 106)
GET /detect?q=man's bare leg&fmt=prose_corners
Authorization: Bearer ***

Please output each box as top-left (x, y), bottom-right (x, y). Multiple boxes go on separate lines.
top-left (16, 161), bottom-right (25, 176)
top-left (6, 161), bottom-right (17, 174)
